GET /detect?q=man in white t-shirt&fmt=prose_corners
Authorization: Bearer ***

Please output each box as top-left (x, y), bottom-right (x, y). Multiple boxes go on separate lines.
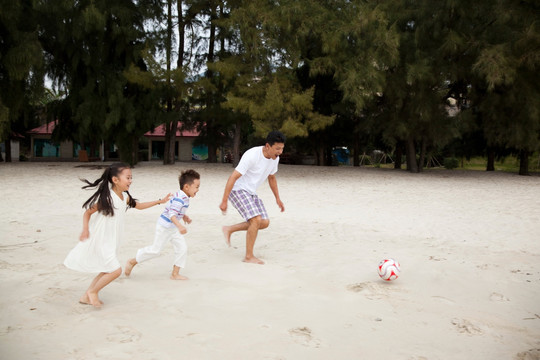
top-left (219, 131), bottom-right (286, 264)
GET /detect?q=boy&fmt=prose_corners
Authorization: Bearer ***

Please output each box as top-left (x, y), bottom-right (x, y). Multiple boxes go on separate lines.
top-left (219, 131), bottom-right (286, 265)
top-left (125, 169), bottom-right (200, 280)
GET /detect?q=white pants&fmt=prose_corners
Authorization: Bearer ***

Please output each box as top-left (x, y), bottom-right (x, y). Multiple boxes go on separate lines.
top-left (136, 224), bottom-right (187, 268)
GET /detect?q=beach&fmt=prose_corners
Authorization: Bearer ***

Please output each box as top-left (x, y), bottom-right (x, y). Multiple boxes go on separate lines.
top-left (1, 161), bottom-right (539, 359)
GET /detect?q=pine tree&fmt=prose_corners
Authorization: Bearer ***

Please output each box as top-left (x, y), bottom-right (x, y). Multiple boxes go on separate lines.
top-left (0, 0), bottom-right (44, 162)
top-left (38, 0), bottom-right (162, 164)
top-left (472, 0), bottom-right (540, 175)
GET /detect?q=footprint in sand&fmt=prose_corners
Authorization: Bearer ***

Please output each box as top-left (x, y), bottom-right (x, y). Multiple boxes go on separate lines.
top-left (428, 256), bottom-right (446, 261)
top-left (490, 292), bottom-right (510, 302)
top-left (515, 348), bottom-right (540, 360)
top-left (346, 282), bottom-right (396, 300)
top-left (106, 326), bottom-right (141, 343)
top-left (288, 327), bottom-right (321, 348)
top-left (451, 318), bottom-right (483, 335)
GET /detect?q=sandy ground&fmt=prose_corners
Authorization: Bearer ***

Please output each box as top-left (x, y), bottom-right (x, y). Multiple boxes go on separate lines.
top-left (0, 161), bottom-right (539, 360)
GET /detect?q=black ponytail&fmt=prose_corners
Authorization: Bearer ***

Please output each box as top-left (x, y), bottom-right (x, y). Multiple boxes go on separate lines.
top-left (81, 163), bottom-right (134, 216)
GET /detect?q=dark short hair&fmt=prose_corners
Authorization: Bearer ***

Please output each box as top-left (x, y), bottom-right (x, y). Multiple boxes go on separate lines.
top-left (179, 169), bottom-right (200, 189)
top-left (266, 131), bottom-right (286, 146)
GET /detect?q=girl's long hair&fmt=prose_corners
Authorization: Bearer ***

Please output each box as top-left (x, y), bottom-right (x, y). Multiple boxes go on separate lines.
top-left (81, 162), bottom-right (137, 216)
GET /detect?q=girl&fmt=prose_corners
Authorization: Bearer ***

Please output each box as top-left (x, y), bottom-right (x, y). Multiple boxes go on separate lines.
top-left (64, 163), bottom-right (171, 308)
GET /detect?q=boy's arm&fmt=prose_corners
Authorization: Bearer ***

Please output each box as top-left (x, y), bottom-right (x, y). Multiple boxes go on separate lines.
top-left (135, 193), bottom-right (172, 210)
top-left (171, 215), bottom-right (187, 234)
top-left (219, 170), bottom-right (242, 213)
top-left (80, 205), bottom-right (98, 241)
top-left (268, 174), bottom-right (285, 212)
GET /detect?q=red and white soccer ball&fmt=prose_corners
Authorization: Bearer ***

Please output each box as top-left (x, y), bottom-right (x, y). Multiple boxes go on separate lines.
top-left (378, 258), bottom-right (400, 281)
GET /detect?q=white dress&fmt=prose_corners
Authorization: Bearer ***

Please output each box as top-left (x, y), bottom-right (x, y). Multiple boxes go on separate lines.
top-left (64, 191), bottom-right (128, 273)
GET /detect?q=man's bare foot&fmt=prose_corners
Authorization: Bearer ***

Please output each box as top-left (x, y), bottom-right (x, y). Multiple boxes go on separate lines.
top-left (79, 294), bottom-right (103, 305)
top-left (222, 226), bottom-right (232, 247)
top-left (124, 258), bottom-right (137, 276)
top-left (86, 291), bottom-right (102, 308)
top-left (170, 274), bottom-right (189, 280)
top-left (243, 256), bottom-right (265, 265)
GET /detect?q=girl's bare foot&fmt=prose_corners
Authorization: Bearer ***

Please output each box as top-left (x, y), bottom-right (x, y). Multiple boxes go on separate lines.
top-left (86, 291), bottom-right (102, 308)
top-left (170, 274), bottom-right (189, 280)
top-left (79, 294), bottom-right (103, 305)
top-left (243, 256), bottom-right (265, 265)
top-left (222, 226), bottom-right (232, 247)
top-left (124, 259), bottom-right (137, 276)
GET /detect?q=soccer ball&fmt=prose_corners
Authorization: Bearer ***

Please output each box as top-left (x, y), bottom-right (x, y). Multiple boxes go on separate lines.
top-left (378, 258), bottom-right (400, 281)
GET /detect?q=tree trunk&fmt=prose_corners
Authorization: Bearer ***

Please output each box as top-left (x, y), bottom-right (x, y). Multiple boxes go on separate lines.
top-left (394, 141), bottom-right (403, 169)
top-left (406, 136), bottom-right (418, 173)
top-left (207, 139), bottom-right (217, 163)
top-left (177, 1), bottom-right (184, 70)
top-left (205, 6), bottom-right (218, 164)
top-left (486, 147), bottom-right (495, 171)
top-left (315, 142), bottom-right (324, 166)
top-left (131, 136), bottom-right (138, 166)
top-left (164, 122), bottom-right (171, 164)
top-left (519, 149), bottom-right (529, 176)
top-left (232, 118), bottom-right (241, 167)
top-left (168, 121), bottom-right (178, 163)
top-left (163, 0), bottom-right (175, 165)
top-left (353, 130), bottom-right (360, 166)
top-left (418, 139), bottom-right (426, 173)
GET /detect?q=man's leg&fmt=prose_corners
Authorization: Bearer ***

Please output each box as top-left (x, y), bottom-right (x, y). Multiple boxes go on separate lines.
top-left (244, 216), bottom-right (266, 264)
top-left (222, 218), bottom-right (269, 246)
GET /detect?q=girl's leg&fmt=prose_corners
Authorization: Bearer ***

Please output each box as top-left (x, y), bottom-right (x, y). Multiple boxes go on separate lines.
top-left (79, 273), bottom-right (106, 305)
top-left (86, 268), bottom-right (122, 307)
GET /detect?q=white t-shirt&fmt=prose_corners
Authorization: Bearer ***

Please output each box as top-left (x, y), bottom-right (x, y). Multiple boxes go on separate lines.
top-left (233, 146), bottom-right (279, 195)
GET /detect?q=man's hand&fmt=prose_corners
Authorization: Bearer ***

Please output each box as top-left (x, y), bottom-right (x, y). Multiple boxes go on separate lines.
top-left (276, 199), bottom-right (285, 212)
top-left (219, 200), bottom-right (228, 214)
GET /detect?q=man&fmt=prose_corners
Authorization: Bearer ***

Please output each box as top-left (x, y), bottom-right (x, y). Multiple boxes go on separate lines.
top-left (219, 131), bottom-right (286, 264)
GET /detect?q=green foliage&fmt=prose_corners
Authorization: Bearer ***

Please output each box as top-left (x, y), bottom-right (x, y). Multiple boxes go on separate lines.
top-left (0, 0), bottom-right (44, 144)
top-left (444, 157), bottom-right (459, 170)
top-left (1, 0), bottom-right (537, 173)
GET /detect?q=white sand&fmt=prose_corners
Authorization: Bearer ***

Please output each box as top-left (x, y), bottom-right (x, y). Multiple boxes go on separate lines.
top-left (0, 161), bottom-right (539, 359)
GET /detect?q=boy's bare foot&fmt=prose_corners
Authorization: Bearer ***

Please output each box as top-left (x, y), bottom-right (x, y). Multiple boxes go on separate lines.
top-left (79, 294), bottom-right (103, 305)
top-left (170, 274), bottom-right (189, 280)
top-left (222, 226), bottom-right (232, 247)
top-left (124, 258), bottom-right (137, 276)
top-left (243, 256), bottom-right (265, 265)
top-left (86, 291), bottom-right (102, 308)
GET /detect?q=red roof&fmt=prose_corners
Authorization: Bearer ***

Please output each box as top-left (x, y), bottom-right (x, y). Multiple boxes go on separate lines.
top-left (27, 120), bottom-right (57, 135)
top-left (27, 120), bottom-right (199, 138)
top-left (144, 122), bottom-right (199, 138)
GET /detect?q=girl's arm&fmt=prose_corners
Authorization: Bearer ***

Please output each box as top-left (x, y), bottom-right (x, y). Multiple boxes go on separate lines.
top-left (134, 193), bottom-right (172, 210)
top-left (80, 205), bottom-right (98, 241)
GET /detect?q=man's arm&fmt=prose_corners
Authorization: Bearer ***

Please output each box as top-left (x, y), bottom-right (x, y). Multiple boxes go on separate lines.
top-left (219, 170), bottom-right (242, 213)
top-left (268, 174), bottom-right (285, 212)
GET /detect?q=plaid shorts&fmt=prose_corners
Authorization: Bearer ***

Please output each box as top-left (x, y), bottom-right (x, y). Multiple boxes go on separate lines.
top-left (229, 190), bottom-right (268, 221)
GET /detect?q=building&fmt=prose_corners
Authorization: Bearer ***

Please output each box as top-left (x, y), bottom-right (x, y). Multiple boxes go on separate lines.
top-left (27, 121), bottom-right (113, 161)
top-left (143, 123), bottom-right (206, 162)
top-left (0, 133), bottom-right (24, 161)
